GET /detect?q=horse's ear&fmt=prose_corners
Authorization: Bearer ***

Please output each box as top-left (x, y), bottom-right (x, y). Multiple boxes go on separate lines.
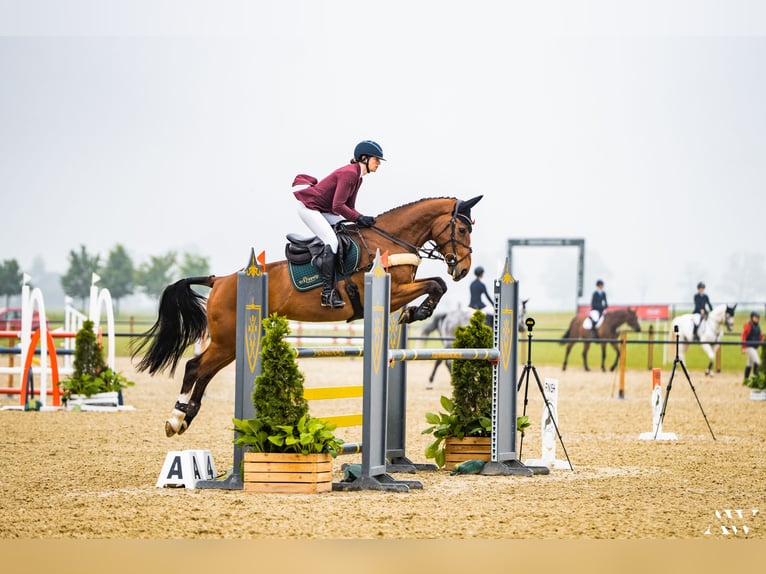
top-left (455, 195), bottom-right (483, 230)
top-left (458, 195), bottom-right (483, 211)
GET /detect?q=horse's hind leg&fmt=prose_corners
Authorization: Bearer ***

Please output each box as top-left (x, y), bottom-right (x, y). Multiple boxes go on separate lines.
top-left (165, 345), bottom-right (234, 437)
top-left (165, 355), bottom-right (201, 437)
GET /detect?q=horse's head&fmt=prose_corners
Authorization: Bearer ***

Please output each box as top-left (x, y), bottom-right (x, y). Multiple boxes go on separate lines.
top-left (431, 195), bottom-right (483, 281)
top-left (725, 304), bottom-right (737, 331)
top-left (626, 307), bottom-right (642, 332)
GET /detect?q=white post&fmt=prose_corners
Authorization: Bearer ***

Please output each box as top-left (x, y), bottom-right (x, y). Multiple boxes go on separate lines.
top-left (524, 378), bottom-right (569, 469)
top-left (639, 368), bottom-right (677, 440)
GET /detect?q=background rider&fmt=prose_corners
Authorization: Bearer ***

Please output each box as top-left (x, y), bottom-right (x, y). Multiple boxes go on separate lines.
top-left (692, 281), bottom-right (713, 341)
top-left (741, 311), bottom-right (763, 382)
top-left (589, 279), bottom-right (608, 338)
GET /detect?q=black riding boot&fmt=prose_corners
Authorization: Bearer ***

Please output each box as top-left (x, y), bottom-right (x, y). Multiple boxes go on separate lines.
top-left (320, 246), bottom-right (344, 309)
top-left (692, 324), bottom-right (699, 341)
top-left (744, 366), bottom-right (752, 382)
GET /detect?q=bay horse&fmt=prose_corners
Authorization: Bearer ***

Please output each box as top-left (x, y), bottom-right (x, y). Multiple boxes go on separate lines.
top-left (561, 308), bottom-right (641, 372)
top-left (670, 303), bottom-right (736, 375)
top-left (131, 196), bottom-right (483, 437)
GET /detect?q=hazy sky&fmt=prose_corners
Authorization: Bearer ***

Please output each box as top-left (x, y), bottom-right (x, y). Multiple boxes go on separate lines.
top-left (2, 1), bottom-right (765, 312)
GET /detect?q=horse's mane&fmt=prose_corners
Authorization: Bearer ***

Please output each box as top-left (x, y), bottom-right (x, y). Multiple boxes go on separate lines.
top-left (377, 197), bottom-right (456, 218)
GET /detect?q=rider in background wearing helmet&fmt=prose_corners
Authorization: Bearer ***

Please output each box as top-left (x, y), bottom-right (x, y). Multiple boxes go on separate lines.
top-left (469, 266), bottom-right (493, 326)
top-left (589, 279), bottom-right (608, 338)
top-left (293, 140), bottom-right (384, 309)
top-left (741, 311), bottom-right (763, 382)
top-left (692, 281), bottom-right (713, 341)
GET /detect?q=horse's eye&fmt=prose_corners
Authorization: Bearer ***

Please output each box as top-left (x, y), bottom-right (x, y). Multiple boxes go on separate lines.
top-left (458, 227), bottom-right (467, 236)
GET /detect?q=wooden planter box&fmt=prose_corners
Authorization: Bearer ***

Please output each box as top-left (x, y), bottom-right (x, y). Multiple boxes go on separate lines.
top-left (243, 452), bottom-right (333, 493)
top-left (444, 436), bottom-right (491, 471)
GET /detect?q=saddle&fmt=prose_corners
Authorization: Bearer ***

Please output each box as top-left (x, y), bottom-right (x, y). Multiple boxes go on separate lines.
top-left (284, 224), bottom-right (356, 269)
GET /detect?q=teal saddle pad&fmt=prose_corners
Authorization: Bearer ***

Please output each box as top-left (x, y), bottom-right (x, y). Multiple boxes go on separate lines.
top-left (288, 239), bottom-right (361, 292)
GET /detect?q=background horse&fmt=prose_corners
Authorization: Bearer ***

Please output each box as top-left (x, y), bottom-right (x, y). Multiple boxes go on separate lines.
top-left (131, 195), bottom-right (482, 437)
top-left (420, 299), bottom-right (528, 387)
top-left (561, 308), bottom-right (641, 372)
top-left (670, 303), bottom-right (736, 375)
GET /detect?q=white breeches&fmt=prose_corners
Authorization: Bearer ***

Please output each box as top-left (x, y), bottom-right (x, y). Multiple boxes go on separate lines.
top-left (297, 204), bottom-right (341, 252)
top-left (744, 347), bottom-right (760, 368)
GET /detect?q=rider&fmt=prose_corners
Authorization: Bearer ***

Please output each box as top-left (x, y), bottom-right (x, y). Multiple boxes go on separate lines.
top-left (293, 140), bottom-right (384, 309)
top-left (692, 281), bottom-right (713, 341)
top-left (469, 266), bottom-right (494, 325)
top-left (588, 279), bottom-right (608, 338)
top-left (741, 311), bottom-right (763, 382)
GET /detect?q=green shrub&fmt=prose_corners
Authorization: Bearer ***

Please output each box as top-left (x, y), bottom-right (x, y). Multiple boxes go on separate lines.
top-left (232, 314), bottom-right (342, 456)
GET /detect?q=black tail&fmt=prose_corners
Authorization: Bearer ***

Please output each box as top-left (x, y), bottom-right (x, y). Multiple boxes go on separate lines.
top-left (131, 276), bottom-right (213, 376)
top-left (560, 324), bottom-right (572, 344)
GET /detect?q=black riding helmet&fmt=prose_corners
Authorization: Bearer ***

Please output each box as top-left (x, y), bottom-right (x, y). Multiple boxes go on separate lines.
top-left (475, 267), bottom-right (484, 276)
top-left (697, 281), bottom-right (706, 289)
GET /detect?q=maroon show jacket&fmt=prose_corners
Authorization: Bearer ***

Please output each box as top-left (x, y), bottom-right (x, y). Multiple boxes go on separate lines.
top-left (293, 162), bottom-right (363, 222)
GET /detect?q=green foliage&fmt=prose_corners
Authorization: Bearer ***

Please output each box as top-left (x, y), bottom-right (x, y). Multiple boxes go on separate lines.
top-left (179, 252), bottom-right (210, 277)
top-left (61, 319), bottom-right (134, 400)
top-left (61, 245), bottom-right (100, 306)
top-left (0, 259), bottom-right (22, 307)
top-left (252, 314), bottom-right (309, 423)
top-left (744, 346), bottom-right (766, 389)
top-left (743, 371), bottom-right (766, 390)
top-left (232, 414), bottom-right (343, 456)
top-left (232, 314), bottom-right (342, 456)
top-left (422, 310), bottom-right (500, 468)
top-left (135, 252), bottom-right (177, 300)
top-left (99, 244), bottom-right (135, 311)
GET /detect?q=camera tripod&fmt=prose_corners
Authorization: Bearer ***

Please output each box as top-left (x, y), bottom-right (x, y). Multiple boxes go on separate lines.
top-left (518, 317), bottom-right (574, 470)
top-left (655, 325), bottom-right (716, 440)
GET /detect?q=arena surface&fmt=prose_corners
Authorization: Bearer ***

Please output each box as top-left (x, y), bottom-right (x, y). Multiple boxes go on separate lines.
top-left (1, 357), bottom-right (764, 541)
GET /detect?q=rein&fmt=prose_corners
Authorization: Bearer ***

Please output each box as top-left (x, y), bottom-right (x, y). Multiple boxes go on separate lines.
top-left (348, 199), bottom-right (473, 274)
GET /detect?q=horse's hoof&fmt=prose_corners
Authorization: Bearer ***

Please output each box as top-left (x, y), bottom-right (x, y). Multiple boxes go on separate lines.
top-left (164, 421), bottom-right (177, 438)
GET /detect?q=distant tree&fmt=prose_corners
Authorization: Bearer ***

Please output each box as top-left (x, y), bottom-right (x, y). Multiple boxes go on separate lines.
top-left (100, 245), bottom-right (135, 314)
top-left (0, 259), bottom-right (23, 307)
top-left (136, 252), bottom-right (177, 300)
top-left (61, 245), bottom-right (100, 307)
top-left (179, 252), bottom-right (211, 277)
top-left (179, 252), bottom-right (211, 295)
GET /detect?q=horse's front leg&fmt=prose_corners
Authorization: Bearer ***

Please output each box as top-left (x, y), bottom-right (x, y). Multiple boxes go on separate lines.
top-left (702, 343), bottom-right (716, 376)
top-left (582, 342), bottom-right (590, 371)
top-left (608, 342), bottom-right (620, 372)
top-left (394, 277), bottom-right (448, 324)
top-left (562, 342), bottom-right (574, 371)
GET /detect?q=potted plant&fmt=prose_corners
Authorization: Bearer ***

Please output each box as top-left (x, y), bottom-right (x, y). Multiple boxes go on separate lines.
top-left (422, 310), bottom-right (531, 469)
top-left (232, 313), bottom-right (343, 493)
top-left (743, 346), bottom-right (766, 400)
top-left (61, 319), bottom-right (134, 410)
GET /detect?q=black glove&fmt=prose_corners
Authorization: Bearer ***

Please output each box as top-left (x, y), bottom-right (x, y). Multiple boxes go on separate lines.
top-left (357, 215), bottom-right (375, 228)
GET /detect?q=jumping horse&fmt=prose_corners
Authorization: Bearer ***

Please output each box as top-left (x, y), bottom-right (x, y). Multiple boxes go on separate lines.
top-left (131, 196), bottom-right (483, 437)
top-left (561, 308), bottom-right (641, 372)
top-left (670, 303), bottom-right (736, 375)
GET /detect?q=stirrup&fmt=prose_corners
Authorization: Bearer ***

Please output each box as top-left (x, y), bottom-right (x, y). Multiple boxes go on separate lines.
top-left (321, 289), bottom-right (345, 309)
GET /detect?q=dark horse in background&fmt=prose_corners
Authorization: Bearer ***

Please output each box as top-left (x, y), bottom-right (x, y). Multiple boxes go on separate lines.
top-left (561, 307), bottom-right (641, 372)
top-left (131, 196), bottom-right (483, 437)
